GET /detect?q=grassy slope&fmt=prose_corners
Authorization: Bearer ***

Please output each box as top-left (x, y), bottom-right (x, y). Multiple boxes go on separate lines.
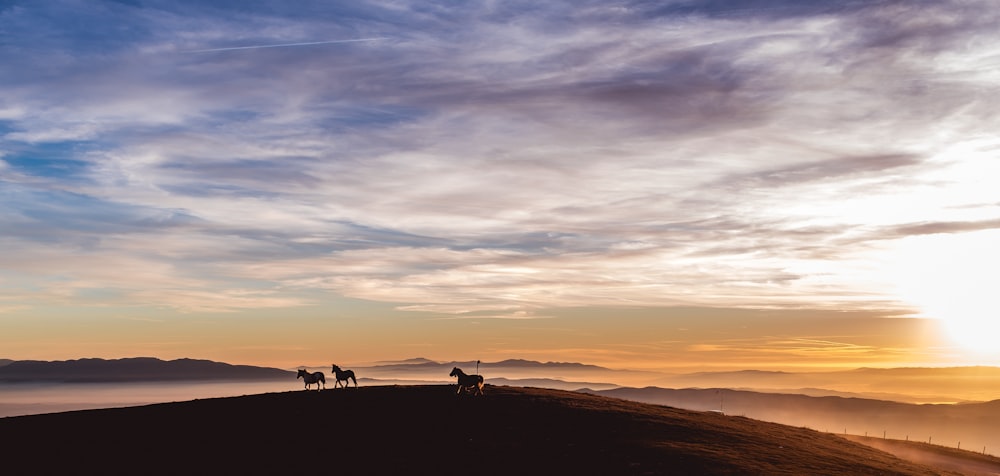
top-left (1, 385), bottom-right (946, 475)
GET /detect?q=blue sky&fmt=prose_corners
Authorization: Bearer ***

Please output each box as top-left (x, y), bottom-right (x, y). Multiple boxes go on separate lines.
top-left (2, 0), bottom-right (999, 368)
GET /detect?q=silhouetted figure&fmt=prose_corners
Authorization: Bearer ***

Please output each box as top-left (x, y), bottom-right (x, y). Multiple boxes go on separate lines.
top-left (330, 364), bottom-right (358, 388)
top-left (297, 369), bottom-right (325, 391)
top-left (449, 367), bottom-right (484, 396)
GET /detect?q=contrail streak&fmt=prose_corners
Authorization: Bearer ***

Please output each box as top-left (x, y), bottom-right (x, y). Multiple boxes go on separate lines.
top-left (186, 38), bottom-right (388, 53)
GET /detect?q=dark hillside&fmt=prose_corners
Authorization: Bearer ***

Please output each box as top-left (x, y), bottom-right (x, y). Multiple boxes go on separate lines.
top-left (0, 385), bottom-right (944, 475)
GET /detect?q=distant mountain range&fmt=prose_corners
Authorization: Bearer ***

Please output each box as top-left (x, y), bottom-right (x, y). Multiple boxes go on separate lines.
top-left (353, 357), bottom-right (610, 372)
top-left (342, 357), bottom-right (652, 387)
top-left (0, 357), bottom-right (618, 385)
top-left (9, 357), bottom-right (999, 404)
top-left (0, 357), bottom-right (293, 382)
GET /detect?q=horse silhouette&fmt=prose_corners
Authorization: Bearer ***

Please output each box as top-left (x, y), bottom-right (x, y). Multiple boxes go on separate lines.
top-left (330, 364), bottom-right (358, 388)
top-left (449, 367), bottom-right (484, 396)
top-left (296, 369), bottom-right (325, 391)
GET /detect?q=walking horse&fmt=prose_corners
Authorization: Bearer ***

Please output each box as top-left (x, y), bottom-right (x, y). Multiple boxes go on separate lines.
top-left (449, 367), bottom-right (484, 396)
top-left (296, 369), bottom-right (325, 391)
top-left (330, 364), bottom-right (358, 388)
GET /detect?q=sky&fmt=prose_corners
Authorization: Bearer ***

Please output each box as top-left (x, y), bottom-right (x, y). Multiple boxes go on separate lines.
top-left (1, 0), bottom-right (999, 371)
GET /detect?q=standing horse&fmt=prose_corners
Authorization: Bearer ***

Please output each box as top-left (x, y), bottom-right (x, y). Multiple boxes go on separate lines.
top-left (330, 364), bottom-right (358, 388)
top-left (449, 367), bottom-right (484, 396)
top-left (297, 369), bottom-right (325, 391)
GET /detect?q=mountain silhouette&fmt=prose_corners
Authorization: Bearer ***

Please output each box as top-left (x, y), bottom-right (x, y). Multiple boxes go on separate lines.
top-left (0, 357), bottom-right (293, 382)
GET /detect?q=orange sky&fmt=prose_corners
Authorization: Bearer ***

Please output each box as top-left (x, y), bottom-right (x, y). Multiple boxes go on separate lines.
top-left (0, 301), bottom-right (987, 372)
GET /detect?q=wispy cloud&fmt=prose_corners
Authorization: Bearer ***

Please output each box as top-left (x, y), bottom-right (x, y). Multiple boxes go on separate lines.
top-left (184, 37), bottom-right (389, 53)
top-left (1, 0), bottom-right (998, 321)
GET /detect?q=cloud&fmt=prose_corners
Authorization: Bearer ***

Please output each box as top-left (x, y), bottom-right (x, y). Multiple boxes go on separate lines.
top-left (885, 218), bottom-right (1000, 237)
top-left (1, 0), bottom-right (998, 317)
top-left (184, 38), bottom-right (389, 53)
top-left (428, 311), bottom-right (555, 320)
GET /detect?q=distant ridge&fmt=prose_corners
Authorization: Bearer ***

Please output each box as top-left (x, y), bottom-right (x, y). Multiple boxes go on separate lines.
top-left (491, 358), bottom-right (607, 369)
top-left (371, 357), bottom-right (437, 365)
top-left (362, 358), bottom-right (613, 370)
top-left (358, 358), bottom-right (620, 374)
top-left (0, 357), bottom-right (293, 382)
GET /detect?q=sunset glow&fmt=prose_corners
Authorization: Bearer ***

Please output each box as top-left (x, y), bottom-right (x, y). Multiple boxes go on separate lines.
top-left (2, 1), bottom-right (999, 373)
top-left (887, 229), bottom-right (1000, 356)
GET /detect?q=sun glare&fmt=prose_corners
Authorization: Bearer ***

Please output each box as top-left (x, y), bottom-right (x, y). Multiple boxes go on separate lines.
top-left (887, 229), bottom-right (1000, 357)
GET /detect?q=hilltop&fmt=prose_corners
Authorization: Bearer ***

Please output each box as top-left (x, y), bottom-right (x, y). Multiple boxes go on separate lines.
top-left (1, 385), bottom-right (945, 476)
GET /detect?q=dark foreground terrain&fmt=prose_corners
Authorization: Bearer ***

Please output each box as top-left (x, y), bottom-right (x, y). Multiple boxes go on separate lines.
top-left (0, 385), bottom-right (953, 475)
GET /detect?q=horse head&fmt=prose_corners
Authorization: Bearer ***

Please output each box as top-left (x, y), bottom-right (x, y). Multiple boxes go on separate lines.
top-left (296, 369), bottom-right (307, 379)
top-left (449, 367), bottom-right (461, 377)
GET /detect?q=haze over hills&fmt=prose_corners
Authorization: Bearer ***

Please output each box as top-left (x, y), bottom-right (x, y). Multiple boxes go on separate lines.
top-left (6, 356), bottom-right (1000, 404)
top-left (307, 357), bottom-right (654, 388)
top-left (665, 367), bottom-right (1000, 404)
top-left (327, 358), bottom-right (1000, 404)
top-left (584, 387), bottom-right (1000, 459)
top-left (349, 357), bottom-right (625, 376)
top-left (0, 385), bottom-right (959, 476)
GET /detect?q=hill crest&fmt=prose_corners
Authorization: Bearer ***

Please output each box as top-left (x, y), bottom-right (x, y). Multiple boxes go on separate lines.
top-left (0, 385), bottom-right (945, 475)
